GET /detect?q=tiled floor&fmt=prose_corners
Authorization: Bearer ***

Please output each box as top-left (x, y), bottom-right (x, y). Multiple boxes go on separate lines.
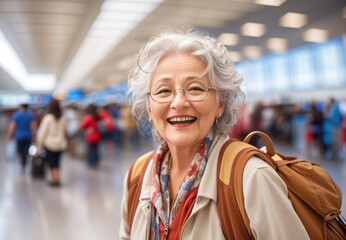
top-left (0, 138), bottom-right (153, 240)
top-left (0, 137), bottom-right (345, 240)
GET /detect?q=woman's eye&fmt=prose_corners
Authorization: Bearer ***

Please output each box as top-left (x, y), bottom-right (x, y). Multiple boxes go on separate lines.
top-left (188, 86), bottom-right (205, 92)
top-left (155, 88), bottom-right (172, 95)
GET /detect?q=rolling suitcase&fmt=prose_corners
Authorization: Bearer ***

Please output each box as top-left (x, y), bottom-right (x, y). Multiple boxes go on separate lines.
top-left (29, 145), bottom-right (45, 179)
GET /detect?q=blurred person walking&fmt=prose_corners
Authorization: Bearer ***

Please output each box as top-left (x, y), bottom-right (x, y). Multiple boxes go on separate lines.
top-left (63, 103), bottom-right (80, 157)
top-left (248, 101), bottom-right (264, 147)
top-left (81, 104), bottom-right (101, 168)
top-left (110, 103), bottom-right (124, 148)
top-left (121, 105), bottom-right (139, 147)
top-left (6, 103), bottom-right (37, 172)
top-left (324, 97), bottom-right (343, 160)
top-left (36, 99), bottom-right (67, 187)
top-left (306, 100), bottom-right (324, 157)
top-left (98, 105), bottom-right (115, 155)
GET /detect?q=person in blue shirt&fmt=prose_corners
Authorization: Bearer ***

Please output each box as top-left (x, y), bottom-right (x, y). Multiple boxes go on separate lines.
top-left (6, 103), bottom-right (37, 171)
top-left (323, 97), bottom-right (343, 160)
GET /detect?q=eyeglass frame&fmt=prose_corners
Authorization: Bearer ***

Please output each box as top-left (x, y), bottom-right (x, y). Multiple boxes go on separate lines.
top-left (147, 80), bottom-right (215, 103)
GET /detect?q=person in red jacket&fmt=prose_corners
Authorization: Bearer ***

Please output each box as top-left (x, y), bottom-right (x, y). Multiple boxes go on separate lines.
top-left (81, 104), bottom-right (101, 168)
top-left (98, 106), bottom-right (115, 154)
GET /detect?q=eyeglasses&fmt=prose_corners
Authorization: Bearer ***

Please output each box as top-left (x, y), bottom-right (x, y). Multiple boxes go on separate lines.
top-left (147, 80), bottom-right (215, 103)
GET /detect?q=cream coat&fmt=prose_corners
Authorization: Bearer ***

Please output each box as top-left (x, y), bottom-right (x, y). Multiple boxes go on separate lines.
top-left (120, 134), bottom-right (310, 240)
top-left (37, 114), bottom-right (67, 152)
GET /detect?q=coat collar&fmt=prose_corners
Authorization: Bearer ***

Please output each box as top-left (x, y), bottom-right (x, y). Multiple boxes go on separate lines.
top-left (139, 134), bottom-right (230, 204)
top-left (197, 134), bottom-right (229, 202)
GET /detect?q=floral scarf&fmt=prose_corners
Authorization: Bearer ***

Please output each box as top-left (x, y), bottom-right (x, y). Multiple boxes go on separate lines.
top-left (150, 132), bottom-right (218, 239)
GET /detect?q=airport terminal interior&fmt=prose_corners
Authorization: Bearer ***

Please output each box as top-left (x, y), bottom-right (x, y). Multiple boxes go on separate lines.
top-left (0, 0), bottom-right (346, 239)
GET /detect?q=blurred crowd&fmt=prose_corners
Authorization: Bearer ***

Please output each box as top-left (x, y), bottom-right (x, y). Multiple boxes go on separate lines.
top-left (0, 101), bottom-right (144, 182)
top-left (232, 97), bottom-right (345, 161)
top-left (1, 96), bottom-right (344, 178)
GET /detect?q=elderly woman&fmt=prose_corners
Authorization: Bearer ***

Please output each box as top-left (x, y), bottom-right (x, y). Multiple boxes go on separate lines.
top-left (120, 29), bottom-right (309, 240)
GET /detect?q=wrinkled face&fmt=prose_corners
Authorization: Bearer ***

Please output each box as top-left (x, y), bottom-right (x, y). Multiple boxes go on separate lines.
top-left (148, 53), bottom-right (224, 148)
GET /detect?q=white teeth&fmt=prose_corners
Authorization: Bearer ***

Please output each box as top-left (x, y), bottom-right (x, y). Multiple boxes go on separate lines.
top-left (169, 117), bottom-right (195, 122)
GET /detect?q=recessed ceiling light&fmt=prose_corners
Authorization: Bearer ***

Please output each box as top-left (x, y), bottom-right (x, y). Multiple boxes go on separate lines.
top-left (279, 12), bottom-right (307, 28)
top-left (243, 46), bottom-right (262, 59)
top-left (218, 33), bottom-right (239, 46)
top-left (241, 22), bottom-right (266, 37)
top-left (255, 0), bottom-right (286, 7)
top-left (267, 38), bottom-right (288, 52)
top-left (303, 28), bottom-right (329, 43)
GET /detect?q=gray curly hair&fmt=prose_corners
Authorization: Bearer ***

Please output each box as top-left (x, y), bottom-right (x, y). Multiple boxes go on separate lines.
top-left (128, 28), bottom-right (244, 144)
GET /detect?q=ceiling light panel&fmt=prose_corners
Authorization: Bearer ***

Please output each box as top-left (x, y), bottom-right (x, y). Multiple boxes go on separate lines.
top-left (98, 11), bottom-right (145, 22)
top-left (241, 22), bottom-right (266, 37)
top-left (218, 33), bottom-right (239, 46)
top-left (92, 20), bottom-right (136, 30)
top-left (255, 0), bottom-right (286, 7)
top-left (102, 1), bottom-right (159, 13)
top-left (88, 28), bottom-right (132, 40)
top-left (303, 28), bottom-right (329, 43)
top-left (267, 37), bottom-right (288, 52)
top-left (243, 45), bottom-right (262, 59)
top-left (279, 12), bottom-right (307, 28)
top-left (83, 37), bottom-right (116, 46)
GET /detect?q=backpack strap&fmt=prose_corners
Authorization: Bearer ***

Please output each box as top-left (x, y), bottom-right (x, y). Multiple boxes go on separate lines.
top-left (127, 151), bottom-right (153, 229)
top-left (217, 135), bottom-right (277, 240)
top-left (217, 139), bottom-right (253, 239)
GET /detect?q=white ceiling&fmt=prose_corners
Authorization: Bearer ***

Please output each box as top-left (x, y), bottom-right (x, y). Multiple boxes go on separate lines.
top-left (0, 0), bottom-right (345, 94)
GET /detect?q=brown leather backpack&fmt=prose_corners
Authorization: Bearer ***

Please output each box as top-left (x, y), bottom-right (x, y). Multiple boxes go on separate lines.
top-left (126, 131), bottom-right (346, 239)
top-left (217, 131), bottom-right (346, 239)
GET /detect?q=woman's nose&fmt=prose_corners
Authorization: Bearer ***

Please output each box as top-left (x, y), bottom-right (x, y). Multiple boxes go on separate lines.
top-left (170, 89), bottom-right (190, 109)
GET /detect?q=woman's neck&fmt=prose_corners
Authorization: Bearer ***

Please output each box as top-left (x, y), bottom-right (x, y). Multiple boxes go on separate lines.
top-left (167, 143), bottom-right (201, 203)
top-left (167, 143), bottom-right (201, 172)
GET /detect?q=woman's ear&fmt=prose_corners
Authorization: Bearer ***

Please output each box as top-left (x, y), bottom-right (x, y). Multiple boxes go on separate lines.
top-left (217, 97), bottom-right (225, 116)
top-left (147, 105), bottom-right (152, 120)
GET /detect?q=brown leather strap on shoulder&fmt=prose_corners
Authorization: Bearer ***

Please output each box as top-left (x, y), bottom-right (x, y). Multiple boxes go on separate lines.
top-left (243, 131), bottom-right (275, 156)
top-left (217, 139), bottom-right (256, 240)
top-left (127, 151), bottom-right (153, 229)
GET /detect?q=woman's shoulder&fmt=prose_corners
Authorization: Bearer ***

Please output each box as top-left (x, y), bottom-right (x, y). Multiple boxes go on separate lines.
top-left (244, 156), bottom-right (272, 170)
top-left (42, 114), bottom-right (55, 122)
top-left (243, 156), bottom-right (284, 185)
top-left (243, 156), bottom-right (287, 195)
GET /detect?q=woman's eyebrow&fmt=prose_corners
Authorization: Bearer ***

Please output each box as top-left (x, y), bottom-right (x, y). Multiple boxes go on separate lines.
top-left (185, 76), bottom-right (198, 80)
top-left (154, 77), bottom-right (173, 83)
top-left (154, 75), bottom-right (206, 83)
top-left (185, 76), bottom-right (207, 81)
